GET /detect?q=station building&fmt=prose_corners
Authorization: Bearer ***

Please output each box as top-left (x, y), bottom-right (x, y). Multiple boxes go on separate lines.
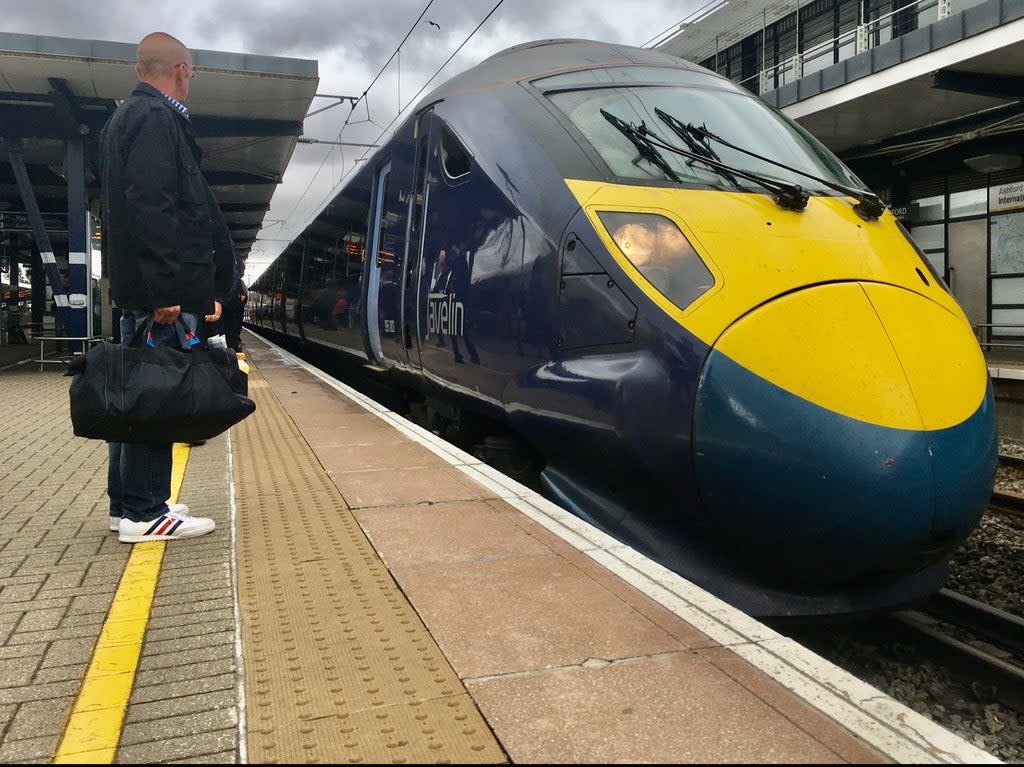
top-left (655, 0), bottom-right (1024, 347)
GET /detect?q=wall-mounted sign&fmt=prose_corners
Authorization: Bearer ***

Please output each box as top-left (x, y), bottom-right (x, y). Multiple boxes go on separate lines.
top-left (990, 182), bottom-right (1024, 214)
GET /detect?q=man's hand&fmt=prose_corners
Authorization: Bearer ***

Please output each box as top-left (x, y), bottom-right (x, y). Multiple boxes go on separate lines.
top-left (205, 301), bottom-right (222, 323)
top-left (152, 305), bottom-right (181, 324)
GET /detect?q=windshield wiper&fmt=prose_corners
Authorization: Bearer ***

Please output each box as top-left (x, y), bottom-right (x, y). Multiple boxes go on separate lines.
top-left (654, 107), bottom-right (741, 188)
top-left (601, 110), bottom-right (809, 212)
top-left (600, 109), bottom-right (681, 183)
top-left (679, 119), bottom-right (887, 221)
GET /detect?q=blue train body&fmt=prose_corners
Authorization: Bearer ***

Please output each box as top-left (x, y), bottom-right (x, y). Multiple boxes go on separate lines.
top-left (249, 39), bottom-right (997, 617)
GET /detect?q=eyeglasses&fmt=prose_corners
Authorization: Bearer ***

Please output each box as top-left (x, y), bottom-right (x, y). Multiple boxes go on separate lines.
top-left (177, 62), bottom-right (197, 79)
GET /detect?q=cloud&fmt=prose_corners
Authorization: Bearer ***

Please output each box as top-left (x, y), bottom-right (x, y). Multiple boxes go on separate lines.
top-left (2, 0), bottom-right (700, 278)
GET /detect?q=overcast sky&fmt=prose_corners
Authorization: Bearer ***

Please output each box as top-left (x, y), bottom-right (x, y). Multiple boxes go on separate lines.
top-left (5, 0), bottom-right (708, 282)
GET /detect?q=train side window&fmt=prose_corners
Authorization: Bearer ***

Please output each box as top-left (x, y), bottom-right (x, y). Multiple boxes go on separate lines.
top-left (441, 128), bottom-right (471, 181)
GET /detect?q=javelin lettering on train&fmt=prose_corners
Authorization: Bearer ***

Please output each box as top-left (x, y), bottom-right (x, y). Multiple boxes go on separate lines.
top-left (427, 291), bottom-right (464, 336)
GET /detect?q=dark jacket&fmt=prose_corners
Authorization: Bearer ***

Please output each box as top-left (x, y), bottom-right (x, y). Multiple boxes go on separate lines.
top-left (214, 213), bottom-right (246, 308)
top-left (99, 82), bottom-right (232, 314)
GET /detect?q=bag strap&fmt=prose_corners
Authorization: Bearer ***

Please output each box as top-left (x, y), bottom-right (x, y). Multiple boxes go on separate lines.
top-left (127, 317), bottom-right (154, 348)
top-left (126, 315), bottom-right (201, 349)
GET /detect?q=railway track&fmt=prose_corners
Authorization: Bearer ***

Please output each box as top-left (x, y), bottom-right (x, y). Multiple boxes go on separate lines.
top-left (993, 453), bottom-right (1024, 520)
top-left (891, 588), bottom-right (1024, 712)
top-left (998, 452), bottom-right (1024, 472)
top-left (990, 488), bottom-right (1024, 520)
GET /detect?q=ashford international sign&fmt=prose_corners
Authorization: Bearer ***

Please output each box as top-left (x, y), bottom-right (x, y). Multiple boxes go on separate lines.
top-left (991, 181), bottom-right (1024, 214)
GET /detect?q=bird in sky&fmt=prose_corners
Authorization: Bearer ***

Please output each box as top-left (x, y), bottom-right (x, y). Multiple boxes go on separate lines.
top-left (426, 20), bottom-right (440, 29)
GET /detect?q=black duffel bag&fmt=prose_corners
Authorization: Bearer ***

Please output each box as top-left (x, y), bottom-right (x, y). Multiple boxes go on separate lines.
top-left (66, 318), bottom-right (255, 443)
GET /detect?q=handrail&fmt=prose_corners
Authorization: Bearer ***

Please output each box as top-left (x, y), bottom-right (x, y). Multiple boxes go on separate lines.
top-left (715, 0), bottom-right (944, 94)
top-left (975, 323), bottom-right (1024, 351)
top-left (36, 335), bottom-right (103, 372)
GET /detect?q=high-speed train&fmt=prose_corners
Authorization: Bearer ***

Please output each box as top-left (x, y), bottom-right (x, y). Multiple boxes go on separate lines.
top-left (248, 38), bottom-right (997, 617)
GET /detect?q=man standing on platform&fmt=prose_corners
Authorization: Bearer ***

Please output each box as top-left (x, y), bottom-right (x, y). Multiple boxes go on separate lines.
top-left (99, 32), bottom-right (232, 542)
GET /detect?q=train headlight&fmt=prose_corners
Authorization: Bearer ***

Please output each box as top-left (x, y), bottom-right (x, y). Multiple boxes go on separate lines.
top-left (598, 211), bottom-right (715, 311)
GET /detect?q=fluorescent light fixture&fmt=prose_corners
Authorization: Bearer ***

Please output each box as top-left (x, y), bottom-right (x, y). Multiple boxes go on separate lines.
top-left (963, 152), bottom-right (1022, 173)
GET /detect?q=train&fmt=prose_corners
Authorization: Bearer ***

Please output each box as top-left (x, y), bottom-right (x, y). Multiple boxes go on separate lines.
top-left (246, 38), bottom-right (998, 618)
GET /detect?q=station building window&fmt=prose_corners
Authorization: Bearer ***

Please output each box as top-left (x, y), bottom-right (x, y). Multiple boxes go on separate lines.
top-left (908, 221), bottom-right (945, 277)
top-left (904, 175), bottom-right (1024, 342)
top-left (949, 188), bottom-right (987, 218)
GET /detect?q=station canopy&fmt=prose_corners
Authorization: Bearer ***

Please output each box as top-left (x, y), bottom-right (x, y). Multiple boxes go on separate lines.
top-left (0, 31), bottom-right (319, 284)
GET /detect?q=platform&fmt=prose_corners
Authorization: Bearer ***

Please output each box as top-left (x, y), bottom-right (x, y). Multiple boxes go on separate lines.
top-left (0, 330), bottom-right (1002, 764)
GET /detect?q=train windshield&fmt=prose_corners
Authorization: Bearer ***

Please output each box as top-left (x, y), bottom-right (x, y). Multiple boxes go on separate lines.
top-left (538, 67), bottom-right (864, 193)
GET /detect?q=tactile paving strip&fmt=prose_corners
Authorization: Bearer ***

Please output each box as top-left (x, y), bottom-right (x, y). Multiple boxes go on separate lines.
top-left (232, 367), bottom-right (507, 764)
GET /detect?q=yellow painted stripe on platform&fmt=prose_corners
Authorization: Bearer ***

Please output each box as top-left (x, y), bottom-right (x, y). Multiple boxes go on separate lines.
top-left (53, 444), bottom-right (191, 764)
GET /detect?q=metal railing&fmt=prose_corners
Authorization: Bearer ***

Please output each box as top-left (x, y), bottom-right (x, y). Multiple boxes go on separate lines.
top-left (736, 0), bottom-right (945, 94)
top-left (975, 323), bottom-right (1024, 350)
top-left (36, 335), bottom-right (103, 372)
top-left (675, 0), bottom-right (1001, 96)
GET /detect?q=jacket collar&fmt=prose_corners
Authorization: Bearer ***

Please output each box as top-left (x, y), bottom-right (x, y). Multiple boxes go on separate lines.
top-left (131, 82), bottom-right (190, 121)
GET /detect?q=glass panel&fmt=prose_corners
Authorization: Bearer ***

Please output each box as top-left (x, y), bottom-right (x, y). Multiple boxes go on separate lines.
top-left (803, 49), bottom-right (833, 76)
top-left (992, 276), bottom-right (1024, 305)
top-left (910, 194), bottom-right (944, 222)
top-left (990, 308), bottom-right (1024, 336)
top-left (949, 188), bottom-right (987, 219)
top-left (990, 211), bottom-right (1024, 275)
top-left (922, 250), bottom-right (944, 277)
top-left (545, 82), bottom-right (863, 191)
top-left (597, 211), bottom-right (715, 311)
top-left (441, 128), bottom-right (471, 180)
top-left (907, 223), bottom-right (944, 251)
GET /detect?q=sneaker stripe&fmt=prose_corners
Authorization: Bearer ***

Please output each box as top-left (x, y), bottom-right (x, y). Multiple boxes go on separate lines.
top-left (166, 519), bottom-right (184, 535)
top-left (144, 517), bottom-right (167, 536)
top-left (143, 516), bottom-right (181, 536)
top-left (154, 517), bottom-right (176, 536)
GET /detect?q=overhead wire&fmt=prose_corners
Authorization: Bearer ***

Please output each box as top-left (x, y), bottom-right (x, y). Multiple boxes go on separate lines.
top-left (290, 0), bottom-right (508, 236)
top-left (281, 0), bottom-right (438, 228)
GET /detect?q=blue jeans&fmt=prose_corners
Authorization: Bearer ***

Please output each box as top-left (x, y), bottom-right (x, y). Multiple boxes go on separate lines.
top-left (107, 310), bottom-right (199, 523)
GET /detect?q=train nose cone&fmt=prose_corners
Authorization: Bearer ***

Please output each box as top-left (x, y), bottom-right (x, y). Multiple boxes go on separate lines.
top-left (693, 282), bottom-right (997, 585)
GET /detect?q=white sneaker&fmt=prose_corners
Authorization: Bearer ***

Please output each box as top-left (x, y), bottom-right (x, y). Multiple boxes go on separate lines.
top-left (109, 503), bottom-right (189, 531)
top-left (118, 511), bottom-right (214, 543)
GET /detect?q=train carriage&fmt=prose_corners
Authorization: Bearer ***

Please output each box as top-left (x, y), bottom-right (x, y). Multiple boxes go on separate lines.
top-left (249, 38), bottom-right (997, 617)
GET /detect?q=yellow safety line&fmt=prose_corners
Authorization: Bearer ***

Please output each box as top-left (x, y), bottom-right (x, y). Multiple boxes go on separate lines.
top-left (53, 443), bottom-right (191, 764)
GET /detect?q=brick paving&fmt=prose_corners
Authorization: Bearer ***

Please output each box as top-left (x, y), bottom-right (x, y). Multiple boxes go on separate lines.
top-left (0, 364), bottom-right (240, 764)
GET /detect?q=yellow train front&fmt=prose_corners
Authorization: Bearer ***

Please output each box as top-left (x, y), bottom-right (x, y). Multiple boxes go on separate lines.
top-left (569, 183), bottom-right (997, 615)
top-left (250, 39), bottom-right (997, 617)
top-left (542, 185), bottom-right (997, 616)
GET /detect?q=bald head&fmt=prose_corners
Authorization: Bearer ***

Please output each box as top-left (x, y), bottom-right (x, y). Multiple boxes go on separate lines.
top-left (137, 33), bottom-right (189, 77)
top-left (136, 32), bottom-right (193, 103)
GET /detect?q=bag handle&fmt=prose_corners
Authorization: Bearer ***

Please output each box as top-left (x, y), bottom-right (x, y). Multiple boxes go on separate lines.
top-left (127, 315), bottom-right (202, 349)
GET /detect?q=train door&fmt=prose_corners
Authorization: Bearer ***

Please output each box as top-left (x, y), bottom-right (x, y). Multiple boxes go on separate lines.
top-left (947, 218), bottom-right (988, 328)
top-left (364, 157), bottom-right (412, 368)
top-left (405, 109), bottom-right (439, 370)
top-left (295, 238), bottom-right (308, 342)
top-left (364, 161), bottom-right (391, 365)
top-left (269, 264), bottom-right (285, 334)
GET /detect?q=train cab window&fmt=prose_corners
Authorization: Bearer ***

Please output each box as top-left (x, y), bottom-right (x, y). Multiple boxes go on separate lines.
top-left (598, 211), bottom-right (715, 311)
top-left (440, 128), bottom-right (471, 181)
top-left (539, 65), bottom-right (863, 194)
